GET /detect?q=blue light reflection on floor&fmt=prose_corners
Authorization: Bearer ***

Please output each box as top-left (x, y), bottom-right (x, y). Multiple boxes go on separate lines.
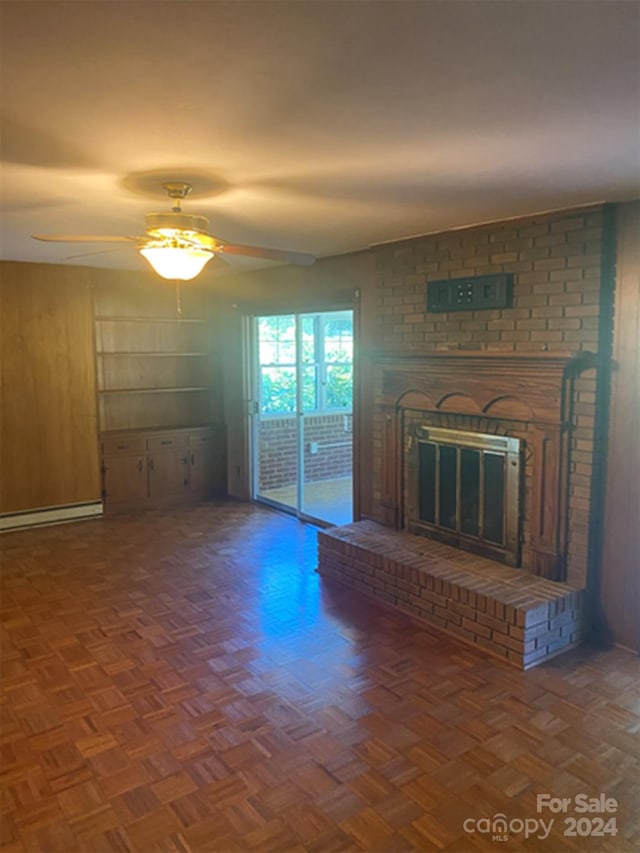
top-left (231, 509), bottom-right (359, 696)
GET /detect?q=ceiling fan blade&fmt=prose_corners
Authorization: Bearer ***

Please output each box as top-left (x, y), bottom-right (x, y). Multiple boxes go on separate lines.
top-left (65, 247), bottom-right (130, 260)
top-left (216, 242), bottom-right (315, 266)
top-left (32, 234), bottom-right (141, 243)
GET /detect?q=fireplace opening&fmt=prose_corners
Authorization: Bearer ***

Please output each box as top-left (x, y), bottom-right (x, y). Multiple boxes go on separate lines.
top-left (407, 426), bottom-right (522, 566)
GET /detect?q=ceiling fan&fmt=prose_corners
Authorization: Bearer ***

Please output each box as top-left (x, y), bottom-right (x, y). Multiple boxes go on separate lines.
top-left (32, 181), bottom-right (316, 280)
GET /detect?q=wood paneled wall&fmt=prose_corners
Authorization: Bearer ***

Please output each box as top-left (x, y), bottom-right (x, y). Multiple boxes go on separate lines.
top-left (0, 262), bottom-right (100, 513)
top-left (600, 202), bottom-right (640, 652)
top-left (221, 310), bottom-right (250, 500)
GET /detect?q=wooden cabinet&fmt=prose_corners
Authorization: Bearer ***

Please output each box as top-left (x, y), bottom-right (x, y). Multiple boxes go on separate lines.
top-left (101, 426), bottom-right (226, 510)
top-left (188, 430), bottom-right (223, 497)
top-left (146, 432), bottom-right (189, 503)
top-left (99, 436), bottom-right (147, 507)
top-left (93, 276), bottom-right (227, 512)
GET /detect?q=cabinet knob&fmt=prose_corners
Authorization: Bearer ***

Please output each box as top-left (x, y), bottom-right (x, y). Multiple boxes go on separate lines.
top-left (138, 460), bottom-right (143, 472)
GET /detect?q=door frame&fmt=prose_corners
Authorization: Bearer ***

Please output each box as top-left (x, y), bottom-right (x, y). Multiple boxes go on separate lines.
top-left (248, 308), bottom-right (356, 526)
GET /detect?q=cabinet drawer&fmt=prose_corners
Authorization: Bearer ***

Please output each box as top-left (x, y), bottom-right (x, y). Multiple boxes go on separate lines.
top-left (147, 433), bottom-right (188, 452)
top-left (188, 429), bottom-right (215, 447)
top-left (102, 436), bottom-right (146, 455)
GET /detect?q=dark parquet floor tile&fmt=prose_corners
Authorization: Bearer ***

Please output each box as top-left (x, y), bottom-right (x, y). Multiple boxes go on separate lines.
top-left (1, 501), bottom-right (639, 852)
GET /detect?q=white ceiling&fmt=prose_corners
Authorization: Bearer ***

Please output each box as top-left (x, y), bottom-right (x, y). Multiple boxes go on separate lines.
top-left (1, 0), bottom-right (639, 274)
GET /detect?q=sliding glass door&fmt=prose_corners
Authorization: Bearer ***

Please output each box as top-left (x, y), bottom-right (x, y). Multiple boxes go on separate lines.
top-left (251, 311), bottom-right (353, 526)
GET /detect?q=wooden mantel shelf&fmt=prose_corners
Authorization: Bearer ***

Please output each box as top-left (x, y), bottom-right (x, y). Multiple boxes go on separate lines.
top-left (370, 350), bottom-right (597, 426)
top-left (364, 349), bottom-right (597, 367)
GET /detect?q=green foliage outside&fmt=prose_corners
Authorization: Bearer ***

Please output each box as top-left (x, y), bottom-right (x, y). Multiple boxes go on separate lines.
top-left (325, 364), bottom-right (352, 408)
top-left (260, 363), bottom-right (352, 414)
top-left (258, 313), bottom-right (353, 415)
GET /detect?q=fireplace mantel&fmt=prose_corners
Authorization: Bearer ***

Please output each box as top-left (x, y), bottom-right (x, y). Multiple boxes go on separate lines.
top-left (370, 350), bottom-right (597, 581)
top-left (368, 350), bottom-right (596, 425)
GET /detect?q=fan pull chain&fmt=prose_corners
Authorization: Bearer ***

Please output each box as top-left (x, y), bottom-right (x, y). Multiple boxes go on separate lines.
top-left (175, 282), bottom-right (182, 316)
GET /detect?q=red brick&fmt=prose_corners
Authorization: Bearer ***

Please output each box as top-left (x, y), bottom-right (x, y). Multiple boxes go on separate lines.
top-left (550, 217), bottom-right (586, 233)
top-left (533, 258), bottom-right (567, 272)
top-left (519, 224), bottom-right (550, 238)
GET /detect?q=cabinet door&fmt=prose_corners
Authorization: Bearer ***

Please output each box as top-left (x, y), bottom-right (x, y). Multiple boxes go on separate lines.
top-left (103, 455), bottom-right (148, 506)
top-left (148, 451), bottom-right (189, 500)
top-left (189, 427), bottom-right (226, 497)
top-left (188, 443), bottom-right (218, 497)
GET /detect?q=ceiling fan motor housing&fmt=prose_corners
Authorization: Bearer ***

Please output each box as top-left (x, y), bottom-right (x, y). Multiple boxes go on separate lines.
top-left (145, 212), bottom-right (211, 240)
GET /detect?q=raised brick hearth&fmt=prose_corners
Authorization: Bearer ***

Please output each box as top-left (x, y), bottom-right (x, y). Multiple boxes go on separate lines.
top-left (317, 520), bottom-right (585, 669)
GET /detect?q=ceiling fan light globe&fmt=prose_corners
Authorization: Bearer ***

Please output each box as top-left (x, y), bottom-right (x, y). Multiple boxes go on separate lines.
top-left (139, 245), bottom-right (214, 281)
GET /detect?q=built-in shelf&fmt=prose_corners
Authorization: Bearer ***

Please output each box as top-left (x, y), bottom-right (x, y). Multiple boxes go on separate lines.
top-left (93, 285), bottom-right (220, 433)
top-left (101, 423), bottom-right (214, 435)
top-left (100, 387), bottom-right (211, 395)
top-left (97, 351), bottom-right (210, 357)
top-left (95, 316), bottom-right (207, 324)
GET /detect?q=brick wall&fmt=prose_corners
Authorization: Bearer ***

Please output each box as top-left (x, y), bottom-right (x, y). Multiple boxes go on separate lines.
top-left (369, 206), bottom-right (603, 588)
top-left (318, 521), bottom-right (585, 669)
top-left (259, 414), bottom-right (352, 491)
top-left (373, 208), bottom-right (602, 354)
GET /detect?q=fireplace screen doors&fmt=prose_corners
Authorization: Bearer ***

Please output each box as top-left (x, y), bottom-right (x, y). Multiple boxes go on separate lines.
top-left (408, 426), bottom-right (522, 565)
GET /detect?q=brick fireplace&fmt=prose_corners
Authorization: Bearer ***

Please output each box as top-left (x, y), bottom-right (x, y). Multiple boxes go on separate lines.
top-left (318, 207), bottom-right (603, 668)
top-left (376, 351), bottom-right (595, 581)
top-left (318, 352), bottom-right (592, 668)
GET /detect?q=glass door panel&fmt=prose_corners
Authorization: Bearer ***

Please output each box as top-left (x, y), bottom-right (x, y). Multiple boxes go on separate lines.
top-left (300, 311), bottom-right (353, 525)
top-left (254, 315), bottom-right (298, 512)
top-left (299, 314), bottom-right (317, 520)
top-left (252, 310), bottom-right (353, 526)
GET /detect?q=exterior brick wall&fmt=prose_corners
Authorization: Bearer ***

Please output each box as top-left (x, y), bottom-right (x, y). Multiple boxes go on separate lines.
top-left (369, 206), bottom-right (603, 589)
top-left (259, 414), bottom-right (352, 491)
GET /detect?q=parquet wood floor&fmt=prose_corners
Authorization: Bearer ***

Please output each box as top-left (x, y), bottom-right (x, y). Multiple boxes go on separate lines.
top-left (1, 502), bottom-right (638, 852)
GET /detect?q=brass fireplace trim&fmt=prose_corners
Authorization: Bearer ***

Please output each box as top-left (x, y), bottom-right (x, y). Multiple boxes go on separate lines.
top-left (373, 352), bottom-right (599, 579)
top-left (407, 425), bottom-right (523, 566)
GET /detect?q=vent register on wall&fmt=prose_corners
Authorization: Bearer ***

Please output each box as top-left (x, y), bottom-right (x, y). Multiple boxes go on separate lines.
top-left (95, 282), bottom-right (226, 509)
top-left (427, 273), bottom-right (513, 313)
